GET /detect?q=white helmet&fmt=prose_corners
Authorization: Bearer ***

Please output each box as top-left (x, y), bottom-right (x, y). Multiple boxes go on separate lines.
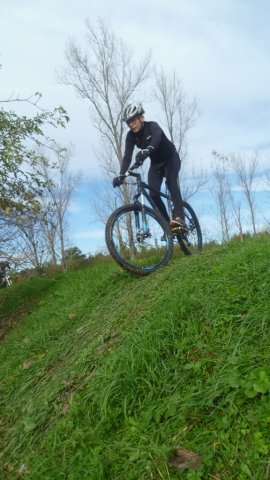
top-left (122, 103), bottom-right (145, 123)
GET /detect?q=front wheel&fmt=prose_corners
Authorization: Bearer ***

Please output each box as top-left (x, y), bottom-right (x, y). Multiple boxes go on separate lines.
top-left (176, 201), bottom-right (202, 255)
top-left (105, 204), bottom-right (173, 276)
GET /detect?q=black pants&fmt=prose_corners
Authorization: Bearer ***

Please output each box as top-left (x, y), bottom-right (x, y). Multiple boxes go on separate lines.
top-left (148, 152), bottom-right (184, 222)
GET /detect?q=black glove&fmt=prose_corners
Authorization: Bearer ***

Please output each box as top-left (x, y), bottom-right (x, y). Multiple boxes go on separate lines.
top-left (135, 146), bottom-right (154, 165)
top-left (113, 175), bottom-right (124, 188)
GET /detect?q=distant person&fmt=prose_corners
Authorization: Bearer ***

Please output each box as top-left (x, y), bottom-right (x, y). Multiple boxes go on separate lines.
top-left (0, 260), bottom-right (10, 287)
top-left (0, 260), bottom-right (10, 272)
top-left (113, 102), bottom-right (186, 230)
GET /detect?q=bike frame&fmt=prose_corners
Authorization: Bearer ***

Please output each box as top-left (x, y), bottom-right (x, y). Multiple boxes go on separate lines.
top-left (127, 170), bottom-right (173, 235)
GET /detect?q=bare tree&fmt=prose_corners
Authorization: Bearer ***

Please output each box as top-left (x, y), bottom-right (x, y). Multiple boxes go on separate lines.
top-left (60, 19), bottom-right (150, 179)
top-left (228, 153), bottom-right (258, 235)
top-left (40, 206), bottom-right (58, 265)
top-left (228, 192), bottom-right (244, 242)
top-left (181, 164), bottom-right (208, 201)
top-left (12, 215), bottom-right (49, 272)
top-left (153, 67), bottom-right (205, 199)
top-left (212, 157), bottom-right (232, 243)
top-left (37, 146), bottom-right (82, 271)
top-left (213, 151), bottom-right (259, 235)
top-left (0, 211), bottom-right (49, 272)
top-left (0, 217), bottom-right (21, 267)
top-left (60, 19), bottom-right (151, 255)
top-left (153, 68), bottom-right (199, 161)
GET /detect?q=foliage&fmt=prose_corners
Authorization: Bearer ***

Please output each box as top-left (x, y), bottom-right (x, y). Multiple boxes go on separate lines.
top-left (64, 246), bottom-right (86, 261)
top-left (63, 246), bottom-right (88, 271)
top-left (1, 237), bottom-right (270, 478)
top-left (0, 97), bottom-right (69, 214)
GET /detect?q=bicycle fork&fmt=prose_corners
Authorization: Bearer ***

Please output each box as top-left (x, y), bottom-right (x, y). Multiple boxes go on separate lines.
top-left (165, 183), bottom-right (174, 220)
top-left (134, 196), bottom-right (150, 242)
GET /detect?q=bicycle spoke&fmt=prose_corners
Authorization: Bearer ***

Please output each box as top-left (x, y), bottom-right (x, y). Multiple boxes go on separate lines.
top-left (106, 204), bottom-right (173, 275)
top-left (175, 202), bottom-right (202, 255)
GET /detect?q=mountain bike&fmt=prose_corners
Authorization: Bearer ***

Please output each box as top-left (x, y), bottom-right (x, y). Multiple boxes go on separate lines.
top-left (105, 164), bottom-right (202, 276)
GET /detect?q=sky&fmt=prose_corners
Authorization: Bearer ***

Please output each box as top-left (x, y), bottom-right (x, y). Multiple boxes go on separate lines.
top-left (1, 0), bottom-right (270, 253)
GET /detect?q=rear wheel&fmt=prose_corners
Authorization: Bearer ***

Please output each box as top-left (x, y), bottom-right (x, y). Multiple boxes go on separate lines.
top-left (105, 204), bottom-right (173, 276)
top-left (175, 201), bottom-right (202, 255)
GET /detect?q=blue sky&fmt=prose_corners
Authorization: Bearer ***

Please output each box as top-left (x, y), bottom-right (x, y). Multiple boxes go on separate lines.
top-left (1, 0), bottom-right (270, 253)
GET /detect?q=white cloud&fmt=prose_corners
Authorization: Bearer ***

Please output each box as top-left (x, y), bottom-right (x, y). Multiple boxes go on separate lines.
top-left (2, 0), bottom-right (270, 171)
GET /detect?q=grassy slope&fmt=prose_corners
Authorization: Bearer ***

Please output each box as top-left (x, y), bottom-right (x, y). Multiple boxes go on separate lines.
top-left (1, 237), bottom-right (270, 479)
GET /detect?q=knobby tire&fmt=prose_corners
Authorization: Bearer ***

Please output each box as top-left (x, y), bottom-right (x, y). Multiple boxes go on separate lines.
top-left (176, 201), bottom-right (203, 255)
top-left (106, 203), bottom-right (173, 276)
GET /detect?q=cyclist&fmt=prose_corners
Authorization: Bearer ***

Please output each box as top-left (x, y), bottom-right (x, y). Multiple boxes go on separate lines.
top-left (113, 102), bottom-right (186, 230)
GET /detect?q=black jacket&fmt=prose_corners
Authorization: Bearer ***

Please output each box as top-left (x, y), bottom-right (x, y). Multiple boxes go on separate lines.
top-left (120, 121), bottom-right (176, 174)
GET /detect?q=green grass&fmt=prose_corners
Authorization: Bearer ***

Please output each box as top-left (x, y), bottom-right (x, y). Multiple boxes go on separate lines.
top-left (0, 276), bottom-right (60, 338)
top-left (1, 237), bottom-right (270, 479)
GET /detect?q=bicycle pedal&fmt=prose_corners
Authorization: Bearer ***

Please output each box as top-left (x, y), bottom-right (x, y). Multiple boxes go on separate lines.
top-left (171, 226), bottom-right (185, 233)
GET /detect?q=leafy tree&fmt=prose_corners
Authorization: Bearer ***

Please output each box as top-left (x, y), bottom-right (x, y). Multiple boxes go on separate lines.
top-left (0, 92), bottom-right (69, 214)
top-left (64, 246), bottom-right (86, 261)
top-left (63, 246), bottom-right (88, 271)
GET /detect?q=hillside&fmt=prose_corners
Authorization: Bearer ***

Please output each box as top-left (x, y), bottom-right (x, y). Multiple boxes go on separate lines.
top-left (1, 236), bottom-right (270, 479)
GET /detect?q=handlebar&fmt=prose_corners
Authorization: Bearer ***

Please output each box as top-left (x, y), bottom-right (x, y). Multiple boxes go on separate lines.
top-left (127, 170), bottom-right (141, 178)
top-left (125, 162), bottom-right (142, 178)
top-left (128, 162), bottom-right (141, 172)
top-left (115, 163), bottom-right (141, 187)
